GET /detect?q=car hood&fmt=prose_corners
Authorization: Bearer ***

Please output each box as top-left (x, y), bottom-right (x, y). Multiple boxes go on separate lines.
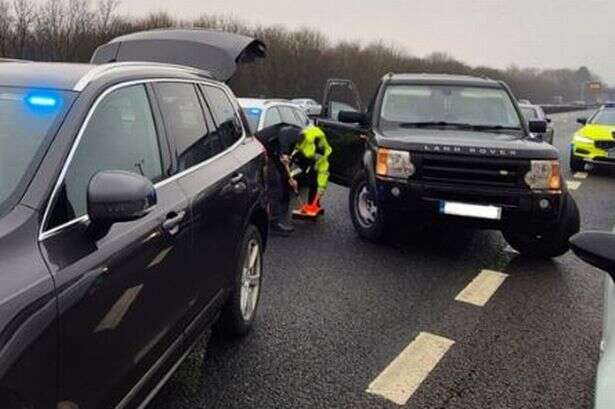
top-left (377, 128), bottom-right (558, 159)
top-left (91, 29), bottom-right (266, 82)
top-left (578, 124), bottom-right (615, 140)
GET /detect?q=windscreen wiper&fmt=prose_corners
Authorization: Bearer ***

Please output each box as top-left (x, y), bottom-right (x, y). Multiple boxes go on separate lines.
top-left (470, 124), bottom-right (522, 131)
top-left (399, 121), bottom-right (476, 129)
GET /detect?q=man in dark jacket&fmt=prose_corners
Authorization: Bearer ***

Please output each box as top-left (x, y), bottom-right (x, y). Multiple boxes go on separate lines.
top-left (255, 123), bottom-right (302, 236)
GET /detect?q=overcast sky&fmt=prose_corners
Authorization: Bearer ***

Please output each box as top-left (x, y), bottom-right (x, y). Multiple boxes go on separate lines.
top-left (48, 0), bottom-right (615, 83)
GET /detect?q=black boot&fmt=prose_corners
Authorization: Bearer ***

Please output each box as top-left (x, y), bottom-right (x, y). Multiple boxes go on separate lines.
top-left (270, 221), bottom-right (295, 237)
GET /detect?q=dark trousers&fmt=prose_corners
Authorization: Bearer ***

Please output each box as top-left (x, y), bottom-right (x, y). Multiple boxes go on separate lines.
top-left (267, 163), bottom-right (290, 223)
top-left (296, 166), bottom-right (318, 203)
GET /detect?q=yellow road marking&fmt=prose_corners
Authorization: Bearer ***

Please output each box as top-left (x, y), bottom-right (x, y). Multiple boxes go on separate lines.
top-left (455, 269), bottom-right (508, 307)
top-left (367, 332), bottom-right (455, 405)
top-left (573, 172), bottom-right (588, 179)
top-left (567, 180), bottom-right (582, 190)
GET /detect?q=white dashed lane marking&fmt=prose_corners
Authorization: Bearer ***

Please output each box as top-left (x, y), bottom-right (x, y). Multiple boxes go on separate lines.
top-left (567, 180), bottom-right (582, 190)
top-left (367, 332), bottom-right (455, 406)
top-left (573, 172), bottom-right (588, 179)
top-left (455, 269), bottom-right (509, 307)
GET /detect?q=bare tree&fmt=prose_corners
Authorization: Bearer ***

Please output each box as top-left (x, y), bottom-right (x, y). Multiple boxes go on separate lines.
top-left (0, 0), bottom-right (12, 57)
top-left (12, 0), bottom-right (36, 58)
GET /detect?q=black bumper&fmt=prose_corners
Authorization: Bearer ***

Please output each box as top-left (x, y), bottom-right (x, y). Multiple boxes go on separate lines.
top-left (375, 178), bottom-right (564, 230)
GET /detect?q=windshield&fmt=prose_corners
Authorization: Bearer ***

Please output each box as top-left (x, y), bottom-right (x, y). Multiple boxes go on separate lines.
top-left (380, 85), bottom-right (522, 130)
top-left (590, 109), bottom-right (615, 125)
top-left (242, 107), bottom-right (262, 133)
top-left (0, 87), bottom-right (72, 217)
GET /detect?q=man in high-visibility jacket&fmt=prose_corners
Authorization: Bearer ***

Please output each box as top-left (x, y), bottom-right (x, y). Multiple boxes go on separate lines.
top-left (291, 124), bottom-right (332, 218)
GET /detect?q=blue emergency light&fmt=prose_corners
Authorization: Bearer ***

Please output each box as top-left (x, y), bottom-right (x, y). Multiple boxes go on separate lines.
top-left (26, 94), bottom-right (59, 107)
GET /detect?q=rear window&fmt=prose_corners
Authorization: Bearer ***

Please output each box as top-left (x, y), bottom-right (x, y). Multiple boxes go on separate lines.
top-left (521, 107), bottom-right (539, 120)
top-left (0, 87), bottom-right (73, 218)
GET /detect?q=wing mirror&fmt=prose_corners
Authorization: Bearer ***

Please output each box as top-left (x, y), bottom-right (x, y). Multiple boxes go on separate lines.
top-left (87, 170), bottom-right (157, 225)
top-left (577, 118), bottom-right (588, 125)
top-left (528, 119), bottom-right (547, 134)
top-left (570, 232), bottom-right (615, 279)
top-left (545, 117), bottom-right (552, 124)
top-left (338, 110), bottom-right (369, 126)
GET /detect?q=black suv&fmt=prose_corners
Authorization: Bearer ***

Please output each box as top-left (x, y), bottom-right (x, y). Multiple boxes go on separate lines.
top-left (317, 74), bottom-right (580, 258)
top-left (0, 30), bottom-right (268, 408)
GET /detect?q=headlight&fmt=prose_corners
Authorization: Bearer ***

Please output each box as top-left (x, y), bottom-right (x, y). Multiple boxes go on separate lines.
top-left (524, 160), bottom-right (561, 190)
top-left (376, 148), bottom-right (415, 178)
top-left (573, 134), bottom-right (593, 144)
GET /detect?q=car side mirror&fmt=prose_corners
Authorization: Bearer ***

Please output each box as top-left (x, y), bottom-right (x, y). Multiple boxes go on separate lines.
top-left (577, 118), bottom-right (588, 125)
top-left (338, 110), bottom-right (369, 126)
top-left (528, 119), bottom-right (547, 134)
top-left (87, 170), bottom-right (157, 225)
top-left (545, 117), bottom-right (552, 124)
top-left (570, 232), bottom-right (615, 279)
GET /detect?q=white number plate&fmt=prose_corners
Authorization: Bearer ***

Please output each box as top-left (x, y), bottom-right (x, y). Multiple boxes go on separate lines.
top-left (439, 201), bottom-right (502, 220)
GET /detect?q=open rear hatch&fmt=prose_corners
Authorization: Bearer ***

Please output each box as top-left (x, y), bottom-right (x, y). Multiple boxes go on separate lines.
top-left (91, 28), bottom-right (266, 82)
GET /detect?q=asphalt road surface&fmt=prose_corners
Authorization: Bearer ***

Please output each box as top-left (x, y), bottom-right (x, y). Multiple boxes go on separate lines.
top-left (151, 109), bottom-right (608, 409)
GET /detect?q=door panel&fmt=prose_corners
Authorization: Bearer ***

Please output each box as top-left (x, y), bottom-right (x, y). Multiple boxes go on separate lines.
top-left (39, 83), bottom-right (195, 409)
top-left (41, 181), bottom-right (191, 409)
top-left (316, 119), bottom-right (365, 186)
top-left (319, 79), bottom-right (366, 185)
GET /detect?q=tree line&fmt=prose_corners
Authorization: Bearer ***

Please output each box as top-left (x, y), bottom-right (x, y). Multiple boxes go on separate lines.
top-left (0, 0), bottom-right (599, 104)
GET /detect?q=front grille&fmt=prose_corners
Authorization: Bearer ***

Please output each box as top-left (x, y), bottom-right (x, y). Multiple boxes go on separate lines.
top-left (419, 154), bottom-right (529, 188)
top-left (595, 140), bottom-right (615, 150)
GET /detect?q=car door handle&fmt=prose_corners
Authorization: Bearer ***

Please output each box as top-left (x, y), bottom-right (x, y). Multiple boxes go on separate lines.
top-left (222, 173), bottom-right (248, 196)
top-left (230, 173), bottom-right (245, 185)
top-left (162, 210), bottom-right (186, 236)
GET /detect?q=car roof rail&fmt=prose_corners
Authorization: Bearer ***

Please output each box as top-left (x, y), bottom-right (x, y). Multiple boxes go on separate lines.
top-left (73, 61), bottom-right (212, 91)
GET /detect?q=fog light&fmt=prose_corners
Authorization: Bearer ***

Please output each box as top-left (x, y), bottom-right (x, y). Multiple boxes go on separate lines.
top-left (391, 187), bottom-right (401, 197)
top-left (539, 198), bottom-right (551, 210)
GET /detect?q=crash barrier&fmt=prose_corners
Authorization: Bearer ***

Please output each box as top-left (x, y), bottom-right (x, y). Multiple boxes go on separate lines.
top-left (540, 104), bottom-right (598, 114)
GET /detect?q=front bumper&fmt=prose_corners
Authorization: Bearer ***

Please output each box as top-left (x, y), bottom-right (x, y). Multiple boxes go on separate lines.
top-left (572, 142), bottom-right (615, 165)
top-left (375, 177), bottom-right (563, 230)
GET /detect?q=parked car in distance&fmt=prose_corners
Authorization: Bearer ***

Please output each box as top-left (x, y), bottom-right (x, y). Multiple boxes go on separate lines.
top-left (0, 29), bottom-right (269, 409)
top-left (571, 104), bottom-right (615, 172)
top-left (519, 103), bottom-right (554, 144)
top-left (570, 231), bottom-right (615, 409)
top-left (239, 98), bottom-right (312, 133)
top-left (291, 98), bottom-right (323, 117)
top-left (316, 73), bottom-right (580, 258)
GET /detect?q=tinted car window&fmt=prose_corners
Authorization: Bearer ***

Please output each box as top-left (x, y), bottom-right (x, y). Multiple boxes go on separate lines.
top-left (201, 85), bottom-right (243, 147)
top-left (0, 87), bottom-right (73, 218)
top-left (154, 82), bottom-right (223, 171)
top-left (263, 107), bottom-right (282, 127)
top-left (47, 85), bottom-right (162, 229)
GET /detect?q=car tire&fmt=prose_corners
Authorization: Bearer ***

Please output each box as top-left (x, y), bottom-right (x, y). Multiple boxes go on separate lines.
top-left (219, 224), bottom-right (263, 337)
top-left (502, 194), bottom-right (580, 258)
top-left (569, 147), bottom-right (585, 173)
top-left (349, 170), bottom-right (388, 242)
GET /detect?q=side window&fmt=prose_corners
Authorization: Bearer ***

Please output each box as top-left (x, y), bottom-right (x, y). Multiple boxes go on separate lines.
top-left (47, 85), bottom-right (163, 229)
top-left (201, 85), bottom-right (243, 148)
top-left (292, 108), bottom-right (310, 127)
top-left (278, 106), bottom-right (299, 126)
top-left (154, 82), bottom-right (223, 171)
top-left (263, 107), bottom-right (282, 128)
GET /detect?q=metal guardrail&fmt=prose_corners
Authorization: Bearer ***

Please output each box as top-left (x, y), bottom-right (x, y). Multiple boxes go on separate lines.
top-left (540, 104), bottom-right (598, 114)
